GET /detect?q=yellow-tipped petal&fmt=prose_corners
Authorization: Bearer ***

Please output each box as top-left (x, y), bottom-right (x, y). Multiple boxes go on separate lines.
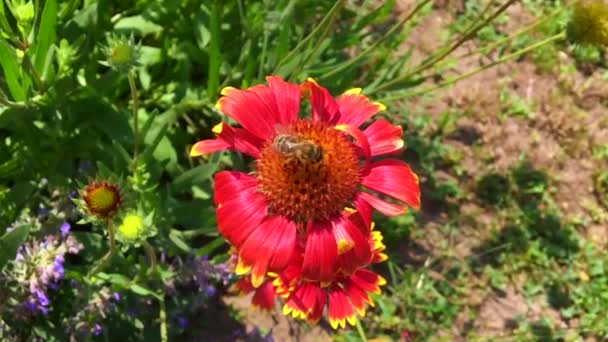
top-left (235, 258), bottom-right (252, 275)
top-left (250, 272), bottom-right (265, 288)
top-left (373, 101), bottom-right (387, 111)
top-left (306, 77), bottom-right (319, 85)
top-left (220, 86), bottom-right (236, 96)
top-left (189, 143), bottom-right (203, 157)
top-left (283, 305), bottom-right (293, 316)
top-left (343, 88), bottom-right (362, 95)
top-left (346, 315), bottom-right (358, 326)
top-left (329, 318), bottom-right (339, 330)
top-left (212, 122), bottom-right (224, 134)
top-left (337, 238), bottom-right (354, 254)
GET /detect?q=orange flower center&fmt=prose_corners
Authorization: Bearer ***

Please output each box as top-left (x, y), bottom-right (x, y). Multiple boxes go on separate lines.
top-left (256, 120), bottom-right (360, 222)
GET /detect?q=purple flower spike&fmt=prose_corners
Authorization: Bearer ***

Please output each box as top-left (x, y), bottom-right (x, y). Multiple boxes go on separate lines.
top-left (60, 222), bottom-right (71, 237)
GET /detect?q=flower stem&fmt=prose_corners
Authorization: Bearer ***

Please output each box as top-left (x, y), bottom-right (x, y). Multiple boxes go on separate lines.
top-left (355, 320), bottom-right (368, 342)
top-left (434, 7), bottom-right (563, 70)
top-left (128, 72), bottom-right (139, 165)
top-left (369, 0), bottom-right (519, 94)
top-left (88, 220), bottom-right (117, 277)
top-left (321, 0), bottom-right (433, 80)
top-left (142, 240), bottom-right (158, 274)
top-left (159, 295), bottom-right (168, 342)
top-left (382, 31), bottom-right (566, 101)
top-left (272, 0), bottom-right (345, 75)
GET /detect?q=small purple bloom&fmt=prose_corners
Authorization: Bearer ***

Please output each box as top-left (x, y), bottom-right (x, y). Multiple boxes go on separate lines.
top-left (176, 316), bottom-right (188, 329)
top-left (113, 292), bottom-right (121, 301)
top-left (60, 222), bottom-right (71, 236)
top-left (206, 285), bottom-right (217, 297)
top-left (6, 225), bottom-right (15, 233)
top-left (92, 323), bottom-right (103, 336)
top-left (69, 190), bottom-right (78, 199)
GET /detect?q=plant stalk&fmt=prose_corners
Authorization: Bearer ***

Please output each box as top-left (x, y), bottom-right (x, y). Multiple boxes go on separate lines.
top-left (322, 0), bottom-right (433, 79)
top-left (128, 72), bottom-right (139, 165)
top-left (370, 0), bottom-right (519, 94)
top-left (355, 320), bottom-right (368, 342)
top-left (88, 220), bottom-right (117, 277)
top-left (382, 31), bottom-right (566, 101)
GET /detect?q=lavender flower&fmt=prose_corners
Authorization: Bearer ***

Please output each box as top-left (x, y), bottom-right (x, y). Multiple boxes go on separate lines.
top-left (173, 256), bottom-right (233, 295)
top-left (60, 222), bottom-right (71, 237)
top-left (66, 287), bottom-right (120, 338)
top-left (10, 229), bottom-right (83, 315)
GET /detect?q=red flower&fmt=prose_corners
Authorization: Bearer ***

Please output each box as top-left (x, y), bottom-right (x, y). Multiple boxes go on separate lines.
top-left (279, 225), bottom-right (388, 329)
top-left (191, 76), bottom-right (420, 287)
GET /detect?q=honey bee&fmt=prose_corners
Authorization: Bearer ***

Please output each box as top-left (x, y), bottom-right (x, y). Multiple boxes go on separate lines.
top-left (272, 134), bottom-right (324, 163)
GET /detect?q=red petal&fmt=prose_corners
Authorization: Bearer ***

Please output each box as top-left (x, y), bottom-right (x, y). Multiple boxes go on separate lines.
top-left (352, 194), bottom-right (374, 229)
top-left (283, 282), bottom-right (326, 323)
top-left (235, 277), bottom-right (255, 295)
top-left (301, 79), bottom-right (340, 123)
top-left (350, 269), bottom-right (386, 295)
top-left (214, 172), bottom-right (268, 247)
top-left (239, 215), bottom-right (297, 287)
top-left (328, 285), bottom-right (357, 329)
top-left (302, 220), bottom-right (338, 283)
top-left (251, 280), bottom-right (276, 311)
top-left (357, 191), bottom-right (407, 216)
top-left (267, 76), bottom-right (301, 124)
top-left (190, 139), bottom-right (231, 157)
top-left (191, 123), bottom-right (263, 158)
top-left (363, 119), bottom-right (404, 156)
top-left (336, 92), bottom-right (385, 128)
top-left (342, 276), bottom-right (372, 316)
top-left (216, 85), bottom-right (281, 140)
top-left (361, 159), bottom-right (421, 210)
top-left (335, 216), bottom-right (372, 276)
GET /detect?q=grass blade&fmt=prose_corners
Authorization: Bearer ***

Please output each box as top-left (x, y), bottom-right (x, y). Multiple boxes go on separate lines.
top-left (33, 0), bottom-right (57, 75)
top-left (0, 39), bottom-right (25, 101)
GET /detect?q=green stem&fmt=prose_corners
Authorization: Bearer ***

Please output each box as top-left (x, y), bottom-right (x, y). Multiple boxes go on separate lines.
top-left (88, 220), bottom-right (117, 277)
top-left (272, 0), bottom-right (345, 75)
top-left (128, 72), bottom-right (139, 165)
top-left (434, 7), bottom-right (562, 70)
top-left (355, 320), bottom-right (368, 342)
top-left (382, 31), bottom-right (566, 101)
top-left (322, 0), bottom-right (432, 80)
top-left (142, 240), bottom-right (158, 273)
top-left (159, 295), bottom-right (168, 342)
top-left (370, 0), bottom-right (519, 94)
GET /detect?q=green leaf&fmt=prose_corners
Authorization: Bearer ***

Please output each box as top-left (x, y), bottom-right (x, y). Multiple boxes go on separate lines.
top-left (114, 15), bottom-right (163, 36)
top-left (168, 230), bottom-right (192, 253)
top-left (0, 1), bottom-right (15, 37)
top-left (170, 163), bottom-right (217, 193)
top-left (196, 237), bottom-right (225, 258)
top-left (0, 39), bottom-right (25, 101)
top-left (0, 224), bottom-right (30, 269)
top-left (33, 0), bottom-right (57, 74)
top-left (129, 284), bottom-right (161, 299)
top-left (207, 2), bottom-right (221, 98)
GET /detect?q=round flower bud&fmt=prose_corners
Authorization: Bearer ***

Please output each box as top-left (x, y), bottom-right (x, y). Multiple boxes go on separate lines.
top-left (117, 214), bottom-right (145, 241)
top-left (82, 181), bottom-right (122, 218)
top-left (568, 0), bottom-right (608, 47)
